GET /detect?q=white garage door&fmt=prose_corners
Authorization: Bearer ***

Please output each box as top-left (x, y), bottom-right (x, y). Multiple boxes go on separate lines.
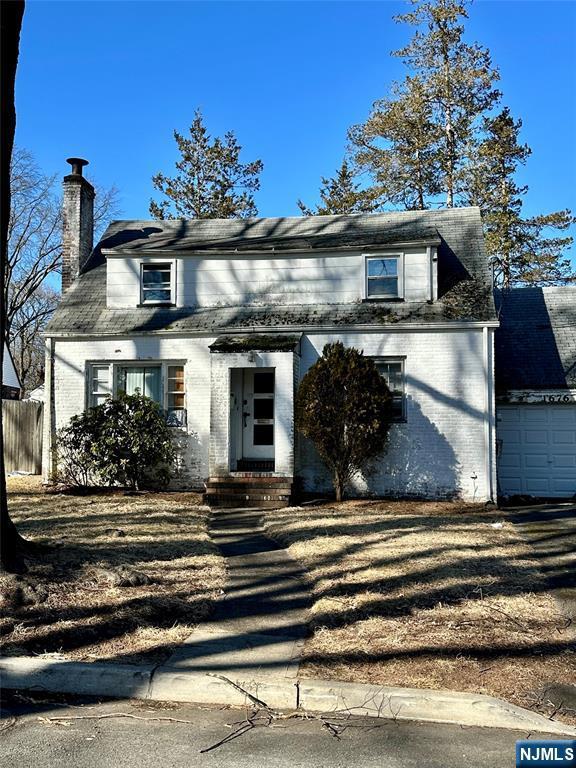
top-left (497, 404), bottom-right (576, 498)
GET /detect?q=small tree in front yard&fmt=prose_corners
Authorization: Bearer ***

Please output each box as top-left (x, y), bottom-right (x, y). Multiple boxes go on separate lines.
top-left (56, 392), bottom-right (175, 490)
top-left (295, 342), bottom-right (394, 501)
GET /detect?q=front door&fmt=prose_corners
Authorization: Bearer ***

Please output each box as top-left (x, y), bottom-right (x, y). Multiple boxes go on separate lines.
top-left (242, 368), bottom-right (275, 462)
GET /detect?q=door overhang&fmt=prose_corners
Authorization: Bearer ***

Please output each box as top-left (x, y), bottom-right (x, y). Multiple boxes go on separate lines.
top-left (208, 334), bottom-right (301, 479)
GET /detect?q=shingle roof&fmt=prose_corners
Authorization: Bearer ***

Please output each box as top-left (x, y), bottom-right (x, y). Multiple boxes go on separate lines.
top-left (495, 287), bottom-right (576, 392)
top-left (47, 208), bottom-right (496, 336)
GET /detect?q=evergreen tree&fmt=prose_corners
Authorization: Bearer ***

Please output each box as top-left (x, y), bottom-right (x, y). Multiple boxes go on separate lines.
top-left (467, 108), bottom-right (574, 287)
top-left (348, 76), bottom-right (443, 210)
top-left (297, 160), bottom-right (380, 216)
top-left (393, 0), bottom-right (501, 207)
top-left (150, 109), bottom-right (263, 219)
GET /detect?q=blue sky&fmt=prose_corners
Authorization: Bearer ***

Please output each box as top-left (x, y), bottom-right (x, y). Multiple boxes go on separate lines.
top-left (14, 0), bottom-right (576, 242)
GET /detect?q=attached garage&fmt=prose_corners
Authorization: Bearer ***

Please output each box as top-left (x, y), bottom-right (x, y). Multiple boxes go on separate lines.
top-left (495, 287), bottom-right (576, 501)
top-left (497, 402), bottom-right (576, 498)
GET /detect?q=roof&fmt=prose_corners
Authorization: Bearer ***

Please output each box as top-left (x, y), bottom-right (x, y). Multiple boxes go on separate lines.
top-left (47, 208), bottom-right (496, 337)
top-left (209, 334), bottom-right (302, 353)
top-left (495, 286), bottom-right (576, 392)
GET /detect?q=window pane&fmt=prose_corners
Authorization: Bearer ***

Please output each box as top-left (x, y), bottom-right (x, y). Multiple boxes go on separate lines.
top-left (122, 367), bottom-right (143, 395)
top-left (168, 392), bottom-right (185, 409)
top-left (92, 394), bottom-right (108, 407)
top-left (168, 366), bottom-right (184, 392)
top-left (376, 362), bottom-right (403, 394)
top-left (254, 398), bottom-right (274, 419)
top-left (93, 365), bottom-right (109, 383)
top-left (367, 258), bottom-right (398, 277)
top-left (142, 288), bottom-right (171, 302)
top-left (144, 368), bottom-right (161, 403)
top-left (367, 277), bottom-right (398, 297)
top-left (254, 371), bottom-right (274, 393)
top-left (254, 424), bottom-right (274, 445)
top-left (142, 266), bottom-right (171, 285)
top-left (166, 408), bottom-right (186, 427)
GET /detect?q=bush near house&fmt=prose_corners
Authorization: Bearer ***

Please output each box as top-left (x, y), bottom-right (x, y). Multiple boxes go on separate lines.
top-left (56, 392), bottom-right (175, 490)
top-left (296, 342), bottom-right (394, 500)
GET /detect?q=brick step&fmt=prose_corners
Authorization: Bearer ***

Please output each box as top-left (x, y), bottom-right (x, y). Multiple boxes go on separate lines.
top-left (206, 491), bottom-right (291, 502)
top-left (209, 476), bottom-right (292, 485)
top-left (206, 483), bottom-right (292, 493)
top-left (206, 495), bottom-right (291, 509)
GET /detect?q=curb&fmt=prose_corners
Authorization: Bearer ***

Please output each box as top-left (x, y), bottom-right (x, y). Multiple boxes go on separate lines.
top-left (1, 656), bottom-right (574, 736)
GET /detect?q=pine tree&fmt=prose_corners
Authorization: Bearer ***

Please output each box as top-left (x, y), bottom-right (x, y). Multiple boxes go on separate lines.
top-left (150, 109), bottom-right (263, 219)
top-left (467, 108), bottom-right (574, 287)
top-left (297, 160), bottom-right (380, 216)
top-left (348, 76), bottom-right (443, 210)
top-left (393, 0), bottom-right (501, 207)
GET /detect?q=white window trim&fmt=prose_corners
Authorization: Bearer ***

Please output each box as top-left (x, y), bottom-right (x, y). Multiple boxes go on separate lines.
top-left (363, 252), bottom-right (404, 300)
top-left (372, 356), bottom-right (407, 422)
top-left (139, 259), bottom-right (176, 306)
top-left (86, 360), bottom-right (186, 427)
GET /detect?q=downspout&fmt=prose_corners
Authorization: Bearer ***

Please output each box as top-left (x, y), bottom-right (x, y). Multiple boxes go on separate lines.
top-left (42, 336), bottom-right (56, 483)
top-left (482, 326), bottom-right (496, 502)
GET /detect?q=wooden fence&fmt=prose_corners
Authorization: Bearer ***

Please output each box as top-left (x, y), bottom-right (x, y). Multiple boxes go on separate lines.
top-left (2, 400), bottom-right (43, 474)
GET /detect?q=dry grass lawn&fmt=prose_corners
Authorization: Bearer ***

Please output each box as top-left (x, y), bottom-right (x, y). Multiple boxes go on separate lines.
top-left (266, 500), bottom-right (575, 723)
top-left (1, 476), bottom-right (225, 663)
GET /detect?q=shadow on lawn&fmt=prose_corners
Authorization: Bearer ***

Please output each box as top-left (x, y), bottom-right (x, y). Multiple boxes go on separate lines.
top-left (2, 497), bottom-right (575, 690)
top-left (1, 493), bottom-right (221, 662)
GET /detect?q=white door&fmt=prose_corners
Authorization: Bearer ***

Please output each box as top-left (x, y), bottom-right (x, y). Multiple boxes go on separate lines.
top-left (497, 404), bottom-right (576, 498)
top-left (242, 369), bottom-right (275, 461)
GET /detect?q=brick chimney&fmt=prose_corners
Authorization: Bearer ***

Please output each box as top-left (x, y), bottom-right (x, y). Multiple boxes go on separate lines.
top-left (62, 157), bottom-right (95, 291)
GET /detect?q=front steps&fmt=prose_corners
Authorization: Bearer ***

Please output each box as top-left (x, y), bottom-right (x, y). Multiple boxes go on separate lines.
top-left (205, 475), bottom-right (293, 509)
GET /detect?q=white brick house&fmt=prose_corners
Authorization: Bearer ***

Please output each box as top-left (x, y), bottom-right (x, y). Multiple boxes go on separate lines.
top-left (44, 159), bottom-right (499, 504)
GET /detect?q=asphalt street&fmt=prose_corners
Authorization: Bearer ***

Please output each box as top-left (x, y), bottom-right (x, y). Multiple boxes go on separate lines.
top-left (1, 693), bottom-right (568, 768)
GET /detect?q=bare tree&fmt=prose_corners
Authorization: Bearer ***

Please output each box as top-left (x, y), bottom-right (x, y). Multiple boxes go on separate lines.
top-left (5, 148), bottom-right (120, 391)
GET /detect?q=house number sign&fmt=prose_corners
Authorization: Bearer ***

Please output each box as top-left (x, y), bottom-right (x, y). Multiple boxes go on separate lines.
top-left (505, 390), bottom-right (576, 405)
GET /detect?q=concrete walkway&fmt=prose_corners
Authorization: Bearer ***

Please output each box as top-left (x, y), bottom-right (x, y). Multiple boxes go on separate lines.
top-left (163, 508), bottom-right (311, 680)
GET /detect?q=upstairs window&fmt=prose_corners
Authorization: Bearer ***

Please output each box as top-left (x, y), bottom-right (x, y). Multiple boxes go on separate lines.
top-left (374, 359), bottom-right (406, 421)
top-left (365, 255), bottom-right (402, 299)
top-left (141, 262), bottom-right (173, 304)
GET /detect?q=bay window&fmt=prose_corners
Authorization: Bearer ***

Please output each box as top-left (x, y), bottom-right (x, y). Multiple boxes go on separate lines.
top-left (87, 361), bottom-right (186, 426)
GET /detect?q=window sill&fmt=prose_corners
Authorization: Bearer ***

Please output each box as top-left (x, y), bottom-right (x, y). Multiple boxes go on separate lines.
top-left (362, 297), bottom-right (405, 303)
top-left (137, 302), bottom-right (176, 308)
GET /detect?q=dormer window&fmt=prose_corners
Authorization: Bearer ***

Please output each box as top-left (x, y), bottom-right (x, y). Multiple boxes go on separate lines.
top-left (365, 254), bottom-right (403, 299)
top-left (141, 262), bottom-right (173, 304)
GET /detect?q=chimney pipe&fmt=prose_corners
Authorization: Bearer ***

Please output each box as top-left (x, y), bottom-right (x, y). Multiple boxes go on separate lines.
top-left (66, 157), bottom-right (89, 177)
top-left (62, 157), bottom-right (95, 291)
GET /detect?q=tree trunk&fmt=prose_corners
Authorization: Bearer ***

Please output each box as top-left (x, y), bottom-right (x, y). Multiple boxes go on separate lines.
top-left (334, 471), bottom-right (344, 502)
top-left (1, 1), bottom-right (27, 573)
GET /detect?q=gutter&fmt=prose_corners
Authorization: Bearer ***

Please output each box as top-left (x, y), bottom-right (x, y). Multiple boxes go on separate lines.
top-left (483, 327), bottom-right (497, 503)
top-left (101, 238), bottom-right (443, 259)
top-left (42, 336), bottom-right (56, 482)
top-left (45, 320), bottom-right (500, 340)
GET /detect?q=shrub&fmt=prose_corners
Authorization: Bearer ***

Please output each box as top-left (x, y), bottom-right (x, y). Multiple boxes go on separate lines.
top-left (56, 392), bottom-right (175, 490)
top-left (295, 342), bottom-right (394, 501)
